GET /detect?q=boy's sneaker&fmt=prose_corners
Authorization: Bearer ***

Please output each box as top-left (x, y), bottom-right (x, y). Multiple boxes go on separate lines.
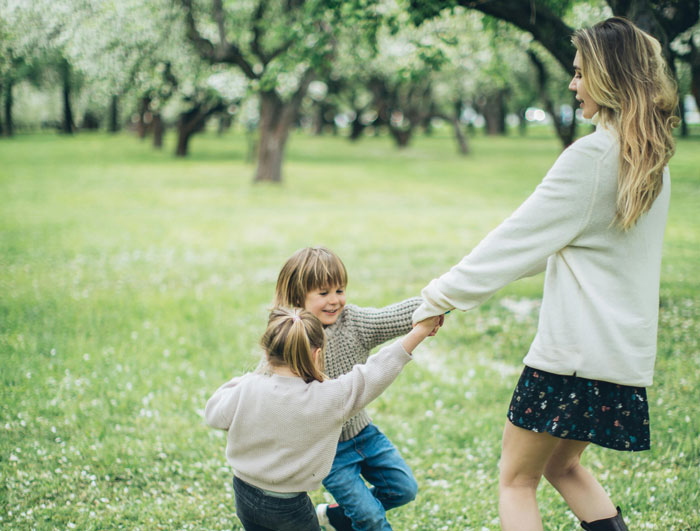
top-left (315, 503), bottom-right (338, 530)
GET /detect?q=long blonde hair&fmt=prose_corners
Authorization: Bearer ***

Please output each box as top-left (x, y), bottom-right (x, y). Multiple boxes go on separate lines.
top-left (572, 17), bottom-right (679, 230)
top-left (275, 247), bottom-right (348, 308)
top-left (260, 307), bottom-right (326, 383)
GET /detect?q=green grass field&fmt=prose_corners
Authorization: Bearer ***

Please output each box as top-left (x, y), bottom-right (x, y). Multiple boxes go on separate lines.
top-left (1, 127), bottom-right (699, 530)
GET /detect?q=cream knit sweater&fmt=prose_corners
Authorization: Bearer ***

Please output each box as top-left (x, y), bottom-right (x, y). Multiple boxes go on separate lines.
top-left (413, 122), bottom-right (669, 387)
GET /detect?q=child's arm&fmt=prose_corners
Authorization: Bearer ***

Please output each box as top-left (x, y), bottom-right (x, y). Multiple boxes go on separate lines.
top-left (401, 317), bottom-right (441, 352)
top-left (349, 297), bottom-right (423, 352)
top-left (337, 316), bottom-right (439, 420)
top-left (204, 376), bottom-right (245, 430)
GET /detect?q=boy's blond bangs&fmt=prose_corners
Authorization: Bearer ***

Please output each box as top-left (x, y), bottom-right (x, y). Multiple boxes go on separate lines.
top-left (275, 247), bottom-right (348, 308)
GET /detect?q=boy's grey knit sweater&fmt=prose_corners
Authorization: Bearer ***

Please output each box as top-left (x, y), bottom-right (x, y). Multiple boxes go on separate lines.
top-left (325, 297), bottom-right (422, 441)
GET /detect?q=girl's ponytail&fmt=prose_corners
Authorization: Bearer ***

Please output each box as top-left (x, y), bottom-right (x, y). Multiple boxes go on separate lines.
top-left (261, 308), bottom-right (326, 383)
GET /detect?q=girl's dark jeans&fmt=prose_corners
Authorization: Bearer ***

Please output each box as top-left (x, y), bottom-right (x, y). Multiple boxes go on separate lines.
top-left (233, 476), bottom-right (320, 531)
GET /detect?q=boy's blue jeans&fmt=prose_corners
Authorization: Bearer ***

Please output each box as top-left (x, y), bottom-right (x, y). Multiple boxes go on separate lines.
top-left (233, 476), bottom-right (320, 531)
top-left (322, 423), bottom-right (418, 531)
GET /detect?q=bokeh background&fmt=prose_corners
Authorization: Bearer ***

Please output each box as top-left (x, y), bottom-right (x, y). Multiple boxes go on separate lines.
top-left (2, 1), bottom-right (699, 529)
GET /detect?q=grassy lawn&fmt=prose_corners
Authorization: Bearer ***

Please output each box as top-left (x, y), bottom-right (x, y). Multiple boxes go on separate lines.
top-left (1, 127), bottom-right (699, 530)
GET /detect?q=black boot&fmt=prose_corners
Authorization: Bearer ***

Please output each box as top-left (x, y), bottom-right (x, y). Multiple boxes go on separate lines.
top-left (580, 506), bottom-right (629, 530)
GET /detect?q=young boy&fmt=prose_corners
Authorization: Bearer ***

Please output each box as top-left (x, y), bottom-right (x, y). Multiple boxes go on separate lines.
top-left (272, 247), bottom-right (425, 530)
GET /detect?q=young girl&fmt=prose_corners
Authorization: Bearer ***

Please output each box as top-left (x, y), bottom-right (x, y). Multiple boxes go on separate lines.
top-left (206, 307), bottom-right (439, 531)
top-left (412, 17), bottom-right (678, 531)
top-left (273, 247), bottom-right (437, 530)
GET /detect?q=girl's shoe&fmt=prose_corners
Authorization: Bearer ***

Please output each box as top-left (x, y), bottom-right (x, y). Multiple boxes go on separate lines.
top-left (316, 504), bottom-right (336, 530)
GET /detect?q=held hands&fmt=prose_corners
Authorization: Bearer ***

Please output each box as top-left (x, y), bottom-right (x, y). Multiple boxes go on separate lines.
top-left (402, 315), bottom-right (442, 354)
top-left (412, 312), bottom-right (446, 336)
top-left (427, 313), bottom-right (445, 336)
top-left (416, 315), bottom-right (442, 338)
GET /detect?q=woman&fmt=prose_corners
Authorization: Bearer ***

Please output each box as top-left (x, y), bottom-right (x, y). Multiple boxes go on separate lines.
top-left (412, 17), bottom-right (678, 530)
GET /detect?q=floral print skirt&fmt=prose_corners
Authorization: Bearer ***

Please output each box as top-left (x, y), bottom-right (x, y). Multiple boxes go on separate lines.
top-left (507, 366), bottom-right (650, 451)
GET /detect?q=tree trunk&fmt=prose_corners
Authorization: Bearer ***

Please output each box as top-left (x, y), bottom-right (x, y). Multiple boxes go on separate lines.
top-left (109, 95), bottom-right (120, 133)
top-left (479, 90), bottom-right (507, 136)
top-left (217, 114), bottom-right (232, 135)
top-left (152, 113), bottom-right (164, 149)
top-left (528, 50), bottom-right (577, 147)
top-left (349, 115), bottom-right (365, 141)
top-left (311, 101), bottom-right (337, 136)
top-left (3, 79), bottom-right (13, 137)
top-left (422, 111), bottom-right (434, 136)
top-left (686, 39), bottom-right (700, 126)
top-left (452, 101), bottom-right (469, 155)
top-left (254, 91), bottom-right (295, 182)
top-left (137, 96), bottom-right (151, 139)
top-left (678, 96), bottom-right (687, 137)
top-left (255, 129), bottom-right (286, 181)
top-left (692, 72), bottom-right (700, 119)
top-left (518, 108), bottom-right (528, 136)
top-left (176, 107), bottom-right (201, 157)
top-left (175, 109), bottom-right (203, 157)
top-left (312, 103), bottom-right (324, 135)
top-left (61, 60), bottom-right (75, 134)
top-left (175, 100), bottom-right (225, 157)
top-left (175, 122), bottom-right (193, 157)
top-left (388, 126), bottom-right (412, 147)
top-left (62, 82), bottom-right (75, 134)
top-left (552, 100), bottom-right (577, 147)
top-left (452, 117), bottom-right (469, 154)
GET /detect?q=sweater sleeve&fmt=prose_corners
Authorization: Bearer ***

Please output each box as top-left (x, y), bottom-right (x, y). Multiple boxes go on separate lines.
top-left (204, 375), bottom-right (246, 430)
top-left (413, 140), bottom-right (601, 324)
top-left (347, 297), bottom-right (423, 353)
top-left (336, 341), bottom-right (413, 420)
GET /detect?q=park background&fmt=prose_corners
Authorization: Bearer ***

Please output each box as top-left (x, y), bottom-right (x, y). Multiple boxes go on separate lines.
top-left (2, 0), bottom-right (699, 529)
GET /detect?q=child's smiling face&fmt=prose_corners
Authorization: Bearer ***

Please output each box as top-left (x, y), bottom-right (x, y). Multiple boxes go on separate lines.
top-left (304, 284), bottom-right (346, 326)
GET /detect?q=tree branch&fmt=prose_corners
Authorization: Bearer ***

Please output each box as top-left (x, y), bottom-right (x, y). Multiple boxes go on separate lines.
top-left (290, 68), bottom-right (316, 109)
top-left (212, 0), bottom-right (227, 48)
top-left (459, 0), bottom-right (575, 72)
top-left (607, 0), bottom-right (699, 63)
top-left (267, 39), bottom-right (296, 63)
top-left (178, 0), bottom-right (258, 79)
top-left (250, 0), bottom-right (269, 63)
top-left (252, 0), bottom-right (309, 65)
top-left (179, 0), bottom-right (216, 58)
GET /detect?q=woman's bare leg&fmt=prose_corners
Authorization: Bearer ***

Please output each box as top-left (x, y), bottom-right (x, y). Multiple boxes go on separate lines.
top-left (498, 421), bottom-right (560, 531)
top-left (543, 439), bottom-right (617, 522)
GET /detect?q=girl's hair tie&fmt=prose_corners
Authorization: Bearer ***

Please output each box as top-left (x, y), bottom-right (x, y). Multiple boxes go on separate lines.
top-left (292, 315), bottom-right (301, 323)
